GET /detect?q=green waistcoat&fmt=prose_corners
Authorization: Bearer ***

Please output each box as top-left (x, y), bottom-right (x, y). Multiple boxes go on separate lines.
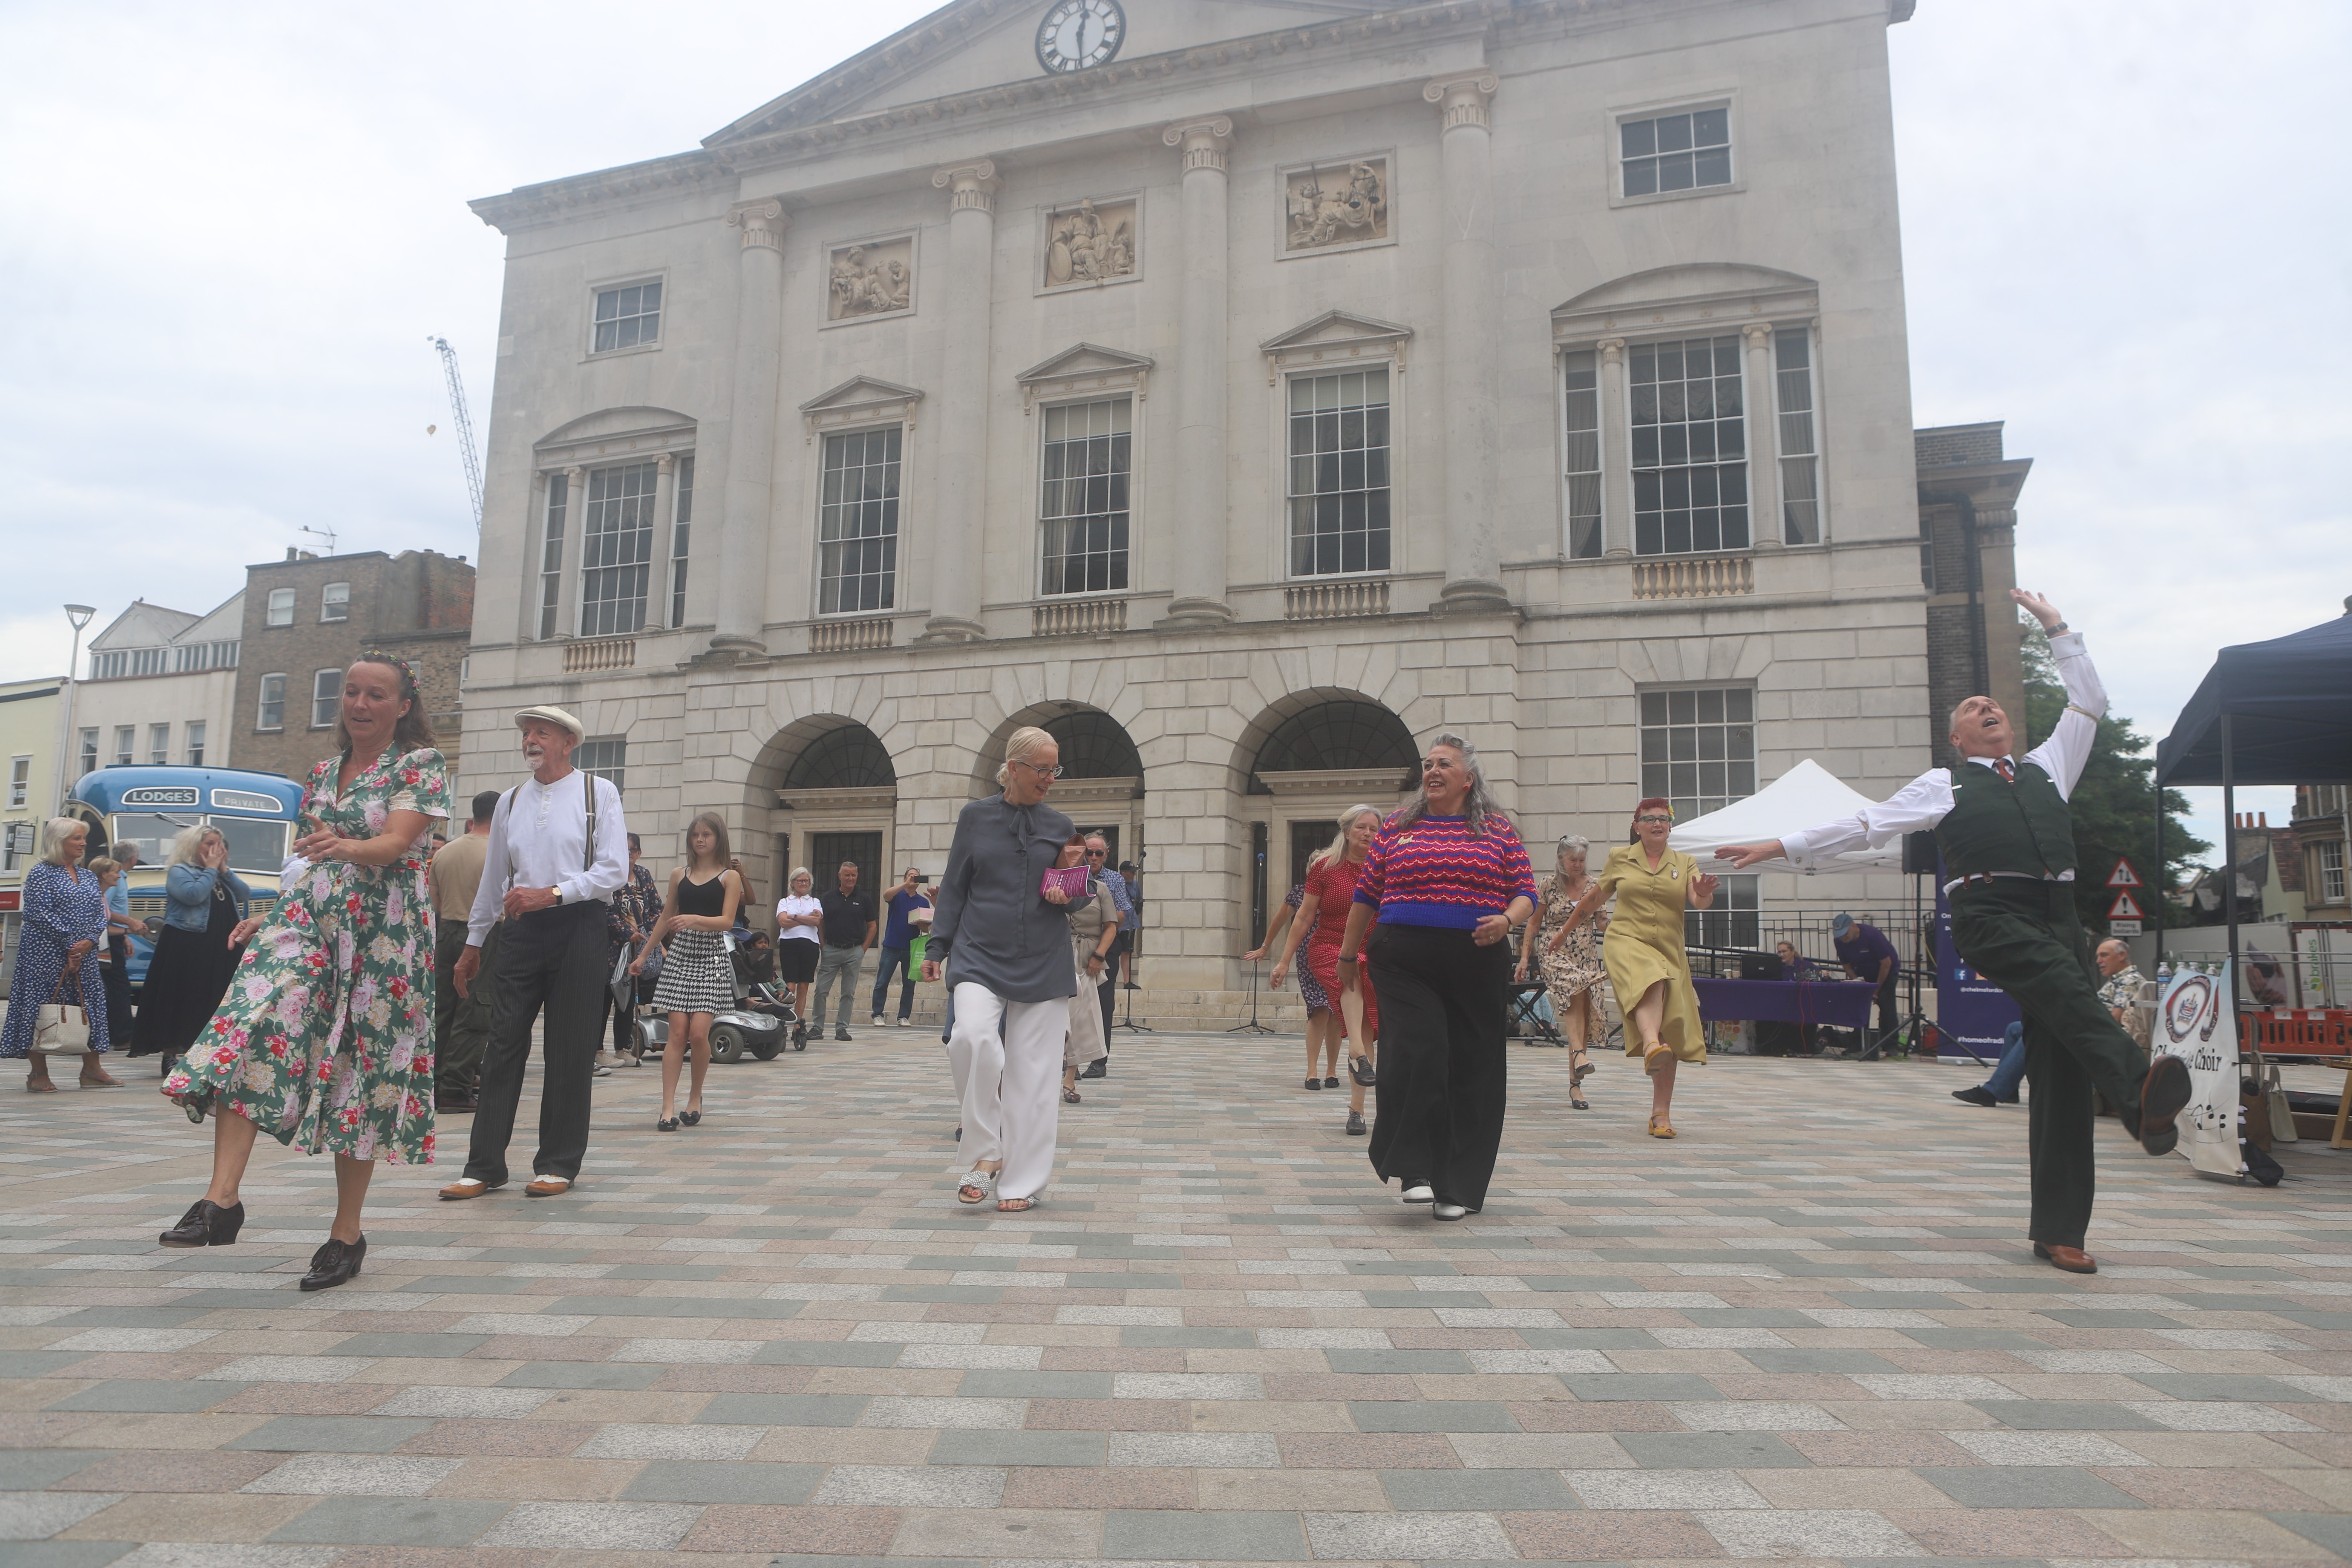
top-left (1933, 759), bottom-right (2078, 879)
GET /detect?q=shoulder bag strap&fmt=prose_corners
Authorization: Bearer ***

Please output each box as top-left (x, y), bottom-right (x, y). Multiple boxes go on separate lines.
top-left (582, 771), bottom-right (597, 875)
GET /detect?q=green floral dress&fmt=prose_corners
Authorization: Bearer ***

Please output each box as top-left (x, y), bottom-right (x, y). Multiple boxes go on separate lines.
top-left (165, 747), bottom-right (450, 1163)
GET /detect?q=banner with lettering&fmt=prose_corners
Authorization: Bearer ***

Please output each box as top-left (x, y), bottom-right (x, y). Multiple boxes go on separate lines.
top-left (2153, 967), bottom-right (2243, 1178)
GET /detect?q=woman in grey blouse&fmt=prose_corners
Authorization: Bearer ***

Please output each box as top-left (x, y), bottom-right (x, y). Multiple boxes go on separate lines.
top-left (922, 726), bottom-right (1080, 1212)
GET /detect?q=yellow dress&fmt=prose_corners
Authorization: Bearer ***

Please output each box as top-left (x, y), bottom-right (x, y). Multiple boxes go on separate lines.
top-left (1595, 843), bottom-right (1706, 1064)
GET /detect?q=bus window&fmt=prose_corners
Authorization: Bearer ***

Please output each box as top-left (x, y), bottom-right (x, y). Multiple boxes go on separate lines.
top-left (110, 813), bottom-right (203, 864)
top-left (212, 817), bottom-right (291, 874)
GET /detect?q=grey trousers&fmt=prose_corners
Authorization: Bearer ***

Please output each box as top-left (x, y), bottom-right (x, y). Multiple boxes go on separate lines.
top-left (813, 944), bottom-right (866, 1031)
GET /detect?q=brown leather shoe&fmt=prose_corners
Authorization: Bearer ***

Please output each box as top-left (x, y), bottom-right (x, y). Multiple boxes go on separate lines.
top-left (2136, 1054), bottom-right (2192, 1157)
top-left (438, 1177), bottom-right (504, 1201)
top-left (524, 1176), bottom-right (573, 1197)
top-left (2034, 1241), bottom-right (2098, 1274)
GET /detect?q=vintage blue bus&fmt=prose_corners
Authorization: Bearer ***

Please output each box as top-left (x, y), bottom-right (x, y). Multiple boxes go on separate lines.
top-left (66, 766), bottom-right (305, 988)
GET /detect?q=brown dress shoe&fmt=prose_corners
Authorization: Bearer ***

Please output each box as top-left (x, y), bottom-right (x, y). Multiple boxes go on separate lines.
top-left (524, 1176), bottom-right (573, 1197)
top-left (2136, 1054), bottom-right (2192, 1157)
top-left (2034, 1241), bottom-right (2098, 1274)
top-left (438, 1177), bottom-right (504, 1200)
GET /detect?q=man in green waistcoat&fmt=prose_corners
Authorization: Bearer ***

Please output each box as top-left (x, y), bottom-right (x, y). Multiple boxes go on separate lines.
top-left (1714, 589), bottom-right (2190, 1276)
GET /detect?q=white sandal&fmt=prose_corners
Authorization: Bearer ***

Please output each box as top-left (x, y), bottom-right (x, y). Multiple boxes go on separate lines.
top-left (956, 1169), bottom-right (994, 1205)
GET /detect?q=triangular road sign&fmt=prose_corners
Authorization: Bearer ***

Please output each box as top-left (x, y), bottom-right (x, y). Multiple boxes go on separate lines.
top-left (2106, 858), bottom-right (2143, 888)
top-left (2107, 890), bottom-right (2144, 920)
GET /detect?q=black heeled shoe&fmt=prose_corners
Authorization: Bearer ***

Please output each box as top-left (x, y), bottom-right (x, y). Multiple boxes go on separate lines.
top-left (657, 1115), bottom-right (679, 1132)
top-left (680, 1109), bottom-right (701, 1127)
top-left (159, 1199), bottom-right (244, 1248)
top-left (300, 1234), bottom-right (366, 1292)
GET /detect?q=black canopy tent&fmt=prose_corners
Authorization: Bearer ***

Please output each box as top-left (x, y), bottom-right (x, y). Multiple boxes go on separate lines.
top-left (2153, 602), bottom-right (2352, 1054)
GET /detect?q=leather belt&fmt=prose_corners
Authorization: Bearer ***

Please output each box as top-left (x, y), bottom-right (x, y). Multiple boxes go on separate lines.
top-left (1943, 870), bottom-right (2061, 896)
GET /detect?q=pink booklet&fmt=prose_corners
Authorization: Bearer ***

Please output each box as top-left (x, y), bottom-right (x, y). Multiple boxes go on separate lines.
top-left (1041, 865), bottom-right (1091, 899)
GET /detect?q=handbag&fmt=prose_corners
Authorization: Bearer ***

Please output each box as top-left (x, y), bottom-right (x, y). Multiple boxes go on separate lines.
top-left (26, 972), bottom-right (93, 1054)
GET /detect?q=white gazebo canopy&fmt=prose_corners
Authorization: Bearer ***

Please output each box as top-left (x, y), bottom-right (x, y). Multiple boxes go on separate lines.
top-left (1667, 758), bottom-right (1903, 872)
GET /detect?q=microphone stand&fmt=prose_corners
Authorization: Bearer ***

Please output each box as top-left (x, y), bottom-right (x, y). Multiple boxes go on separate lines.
top-left (1228, 956), bottom-right (1277, 1035)
top-left (1117, 925), bottom-right (1154, 1033)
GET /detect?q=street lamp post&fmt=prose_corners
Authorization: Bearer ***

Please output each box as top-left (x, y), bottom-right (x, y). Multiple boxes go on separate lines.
top-left (51, 605), bottom-right (96, 814)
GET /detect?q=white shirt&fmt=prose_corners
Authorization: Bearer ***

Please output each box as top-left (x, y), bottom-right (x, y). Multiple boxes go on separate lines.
top-left (775, 894), bottom-right (822, 943)
top-left (466, 768), bottom-right (629, 944)
top-left (1779, 631), bottom-right (2106, 877)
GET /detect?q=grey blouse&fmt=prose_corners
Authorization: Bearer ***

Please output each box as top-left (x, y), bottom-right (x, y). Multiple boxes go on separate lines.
top-left (926, 793), bottom-right (1080, 1004)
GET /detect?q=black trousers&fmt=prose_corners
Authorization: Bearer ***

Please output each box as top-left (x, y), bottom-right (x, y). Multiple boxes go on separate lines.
top-left (465, 901), bottom-right (604, 1186)
top-left (1870, 971), bottom-right (1899, 1044)
top-left (1365, 924), bottom-right (1512, 1211)
top-left (435, 920), bottom-right (498, 1098)
top-left (1096, 964), bottom-right (1117, 1049)
top-left (1949, 880), bottom-right (2148, 1250)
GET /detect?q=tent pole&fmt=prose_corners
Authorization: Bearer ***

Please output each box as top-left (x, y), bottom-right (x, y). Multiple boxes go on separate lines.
top-left (2221, 714), bottom-right (2259, 1074)
top-left (2152, 787), bottom-right (2164, 960)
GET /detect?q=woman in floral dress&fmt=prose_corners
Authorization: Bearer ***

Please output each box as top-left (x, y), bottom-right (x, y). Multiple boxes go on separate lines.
top-left (159, 654), bottom-right (449, 1292)
top-left (1521, 835), bottom-right (1608, 1110)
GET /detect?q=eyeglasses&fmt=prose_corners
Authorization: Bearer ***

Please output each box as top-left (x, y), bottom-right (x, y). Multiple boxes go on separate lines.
top-left (1011, 760), bottom-right (1064, 779)
top-left (1084, 850), bottom-right (1106, 858)
top-left (1634, 815), bottom-right (1673, 825)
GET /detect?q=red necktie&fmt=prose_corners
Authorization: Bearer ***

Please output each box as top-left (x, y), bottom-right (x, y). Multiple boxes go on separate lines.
top-left (1994, 758), bottom-right (2015, 783)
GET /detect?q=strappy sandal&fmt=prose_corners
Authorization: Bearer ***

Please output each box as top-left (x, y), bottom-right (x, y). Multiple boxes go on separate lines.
top-left (1062, 1087), bottom-right (1081, 1104)
top-left (1569, 1049), bottom-right (1591, 1110)
top-left (1642, 1041), bottom-right (1674, 1076)
top-left (24, 1076), bottom-right (57, 1093)
top-left (997, 1195), bottom-right (1034, 1212)
top-left (1649, 1112), bottom-right (1675, 1139)
top-left (957, 1170), bottom-right (994, 1205)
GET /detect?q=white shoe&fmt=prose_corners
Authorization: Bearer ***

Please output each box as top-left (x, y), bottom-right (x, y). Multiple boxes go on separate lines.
top-left (1432, 1202), bottom-right (1468, 1221)
top-left (871, 1014), bottom-right (885, 1026)
top-left (1400, 1182), bottom-right (1434, 1203)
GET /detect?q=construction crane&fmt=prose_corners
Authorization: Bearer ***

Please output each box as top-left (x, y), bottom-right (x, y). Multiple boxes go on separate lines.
top-left (428, 335), bottom-right (486, 529)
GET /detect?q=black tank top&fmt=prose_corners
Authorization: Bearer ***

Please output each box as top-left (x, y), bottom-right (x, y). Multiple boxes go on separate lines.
top-left (675, 873), bottom-right (727, 917)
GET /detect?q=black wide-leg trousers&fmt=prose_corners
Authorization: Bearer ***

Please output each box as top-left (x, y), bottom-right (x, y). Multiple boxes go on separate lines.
top-left (1949, 880), bottom-right (2149, 1250)
top-left (465, 900), bottom-right (605, 1186)
top-left (1365, 924), bottom-right (1512, 1212)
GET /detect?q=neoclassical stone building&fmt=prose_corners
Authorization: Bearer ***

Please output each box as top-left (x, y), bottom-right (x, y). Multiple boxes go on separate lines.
top-left (463, 0), bottom-right (1953, 992)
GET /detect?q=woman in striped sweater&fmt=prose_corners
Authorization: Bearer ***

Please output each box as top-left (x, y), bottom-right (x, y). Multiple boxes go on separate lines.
top-left (1332, 734), bottom-right (1536, 1221)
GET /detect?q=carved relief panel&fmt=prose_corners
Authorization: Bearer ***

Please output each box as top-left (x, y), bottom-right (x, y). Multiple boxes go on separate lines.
top-left (1039, 195), bottom-right (1138, 292)
top-left (1280, 155), bottom-right (1392, 257)
top-left (824, 233), bottom-right (917, 325)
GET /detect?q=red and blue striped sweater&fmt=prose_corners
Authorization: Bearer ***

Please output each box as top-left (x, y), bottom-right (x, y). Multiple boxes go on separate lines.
top-left (1353, 811), bottom-right (1539, 930)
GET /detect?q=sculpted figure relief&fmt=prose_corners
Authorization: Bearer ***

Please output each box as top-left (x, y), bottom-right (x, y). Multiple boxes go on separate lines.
top-left (1045, 197), bottom-right (1135, 288)
top-left (1285, 159), bottom-right (1388, 252)
top-left (828, 239), bottom-right (914, 320)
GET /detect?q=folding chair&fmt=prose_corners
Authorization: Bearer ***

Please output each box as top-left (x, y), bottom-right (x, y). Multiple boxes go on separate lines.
top-left (1508, 982), bottom-right (1567, 1047)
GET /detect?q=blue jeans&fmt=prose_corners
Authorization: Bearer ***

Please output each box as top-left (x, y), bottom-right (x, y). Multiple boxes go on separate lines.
top-left (1982, 1034), bottom-right (2029, 1102)
top-left (870, 945), bottom-right (916, 1020)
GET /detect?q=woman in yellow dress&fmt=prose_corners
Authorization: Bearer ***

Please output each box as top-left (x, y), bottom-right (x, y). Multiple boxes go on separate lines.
top-left (1554, 797), bottom-right (1718, 1139)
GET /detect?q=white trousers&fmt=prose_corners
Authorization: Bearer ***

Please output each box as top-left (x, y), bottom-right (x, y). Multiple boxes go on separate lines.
top-left (947, 982), bottom-right (1065, 1201)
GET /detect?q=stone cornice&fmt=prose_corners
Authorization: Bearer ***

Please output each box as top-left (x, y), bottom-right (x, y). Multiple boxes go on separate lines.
top-left (470, 150), bottom-right (731, 236)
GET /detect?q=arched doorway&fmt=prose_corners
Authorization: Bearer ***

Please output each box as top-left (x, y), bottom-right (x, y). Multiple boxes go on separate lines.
top-left (975, 703), bottom-right (1145, 871)
top-left (767, 718), bottom-right (898, 911)
top-left (1239, 693), bottom-right (1419, 926)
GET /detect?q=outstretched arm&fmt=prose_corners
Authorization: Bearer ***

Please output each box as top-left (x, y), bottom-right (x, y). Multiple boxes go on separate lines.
top-left (2014, 589), bottom-right (2106, 799)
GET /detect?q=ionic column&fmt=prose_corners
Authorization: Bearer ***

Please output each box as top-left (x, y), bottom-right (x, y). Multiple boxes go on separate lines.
top-left (652, 453), bottom-right (679, 626)
top-left (560, 464), bottom-right (588, 634)
top-left (919, 160), bottom-right (1000, 644)
top-left (713, 197), bottom-right (788, 659)
top-left (1597, 339), bottom-right (1631, 560)
top-left (1160, 117), bottom-right (1236, 628)
top-left (1742, 323), bottom-right (1782, 550)
top-left (1425, 74), bottom-right (1509, 616)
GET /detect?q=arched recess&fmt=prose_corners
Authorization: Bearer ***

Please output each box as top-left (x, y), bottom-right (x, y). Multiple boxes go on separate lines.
top-left (973, 703), bottom-right (1145, 867)
top-left (1234, 689), bottom-right (1420, 896)
top-left (757, 716), bottom-right (899, 911)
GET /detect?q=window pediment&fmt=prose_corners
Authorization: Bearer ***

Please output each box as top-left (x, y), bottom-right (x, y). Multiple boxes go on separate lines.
top-left (1259, 309), bottom-right (1412, 385)
top-left (1015, 343), bottom-right (1154, 413)
top-left (535, 407), bottom-right (697, 471)
top-left (1553, 264), bottom-right (1818, 342)
top-left (799, 375), bottom-right (924, 441)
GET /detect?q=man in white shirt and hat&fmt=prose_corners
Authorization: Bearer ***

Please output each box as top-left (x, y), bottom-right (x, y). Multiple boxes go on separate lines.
top-left (441, 704), bottom-right (628, 1201)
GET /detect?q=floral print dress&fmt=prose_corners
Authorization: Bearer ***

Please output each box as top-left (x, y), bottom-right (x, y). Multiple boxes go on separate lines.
top-left (165, 747), bottom-right (450, 1162)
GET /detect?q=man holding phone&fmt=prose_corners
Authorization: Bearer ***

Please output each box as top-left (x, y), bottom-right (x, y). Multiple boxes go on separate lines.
top-left (870, 867), bottom-right (932, 1029)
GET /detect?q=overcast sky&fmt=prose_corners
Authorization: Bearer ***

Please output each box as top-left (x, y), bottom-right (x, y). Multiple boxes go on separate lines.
top-left (3, 1), bottom-right (2342, 864)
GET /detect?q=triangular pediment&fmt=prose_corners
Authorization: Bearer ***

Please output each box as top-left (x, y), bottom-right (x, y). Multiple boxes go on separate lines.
top-left (799, 376), bottom-right (925, 415)
top-left (536, 407), bottom-right (697, 448)
top-left (1016, 343), bottom-right (1155, 385)
top-left (89, 601), bottom-right (202, 653)
top-left (706, 0), bottom-right (1404, 146)
top-left (1260, 309), bottom-right (1413, 356)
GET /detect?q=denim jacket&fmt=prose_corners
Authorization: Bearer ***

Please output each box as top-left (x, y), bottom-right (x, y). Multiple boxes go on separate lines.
top-left (164, 864), bottom-right (252, 931)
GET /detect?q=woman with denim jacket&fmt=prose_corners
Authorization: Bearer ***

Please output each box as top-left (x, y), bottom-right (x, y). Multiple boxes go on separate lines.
top-left (128, 825), bottom-right (254, 1071)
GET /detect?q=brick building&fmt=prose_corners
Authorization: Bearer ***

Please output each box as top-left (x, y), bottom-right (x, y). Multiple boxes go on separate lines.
top-left (1916, 421), bottom-right (2032, 770)
top-left (231, 550), bottom-right (474, 782)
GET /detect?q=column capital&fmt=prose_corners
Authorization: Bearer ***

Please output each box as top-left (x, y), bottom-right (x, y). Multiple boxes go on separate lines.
top-left (657, 452), bottom-right (676, 476)
top-left (1423, 73), bottom-right (1498, 131)
top-left (564, 463), bottom-right (586, 483)
top-left (1161, 116), bottom-right (1235, 174)
top-left (1597, 336), bottom-right (1626, 366)
top-left (931, 160), bottom-right (1000, 214)
top-left (724, 196), bottom-right (788, 251)
top-left (1742, 322), bottom-right (1772, 349)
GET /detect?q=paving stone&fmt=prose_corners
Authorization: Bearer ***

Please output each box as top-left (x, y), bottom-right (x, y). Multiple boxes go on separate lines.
top-left (810, 1463), bottom-right (1007, 1507)
top-left (1917, 1465), bottom-right (2146, 1509)
top-left (0, 1489), bottom-right (124, 1539)
top-left (1379, 1467), bottom-right (1581, 1510)
top-left (1564, 1468), bottom-right (1772, 1510)
top-left (43, 1381), bottom-right (240, 1413)
top-left (1695, 1504), bottom-right (1926, 1557)
top-left (574, 1421), bottom-right (766, 1460)
top-left (263, 1496), bottom-right (511, 1547)
top-left (471, 1498), bottom-right (703, 1548)
top-left (1617, 1431), bottom-right (1813, 1468)
top-left (239, 1455), bottom-right (464, 1496)
top-left (222, 1416), bottom-right (438, 1453)
top-left (0, 1453), bottom-right (110, 1490)
top-left (617, 1458), bottom-right (823, 1504)
top-left (1100, 1508), bottom-right (1306, 1560)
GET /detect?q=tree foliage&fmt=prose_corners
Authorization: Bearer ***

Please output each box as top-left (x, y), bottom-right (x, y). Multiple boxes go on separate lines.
top-left (2018, 616), bottom-right (2210, 923)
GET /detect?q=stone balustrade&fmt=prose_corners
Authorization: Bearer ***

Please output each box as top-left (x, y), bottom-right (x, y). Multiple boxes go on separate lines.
top-left (1630, 554), bottom-right (1755, 600)
top-left (561, 636), bottom-right (635, 673)
top-left (1032, 598), bottom-right (1128, 637)
top-left (1283, 580), bottom-right (1390, 620)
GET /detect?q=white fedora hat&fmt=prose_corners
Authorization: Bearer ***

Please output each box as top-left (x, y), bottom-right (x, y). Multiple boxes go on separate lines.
top-left (513, 704), bottom-right (586, 741)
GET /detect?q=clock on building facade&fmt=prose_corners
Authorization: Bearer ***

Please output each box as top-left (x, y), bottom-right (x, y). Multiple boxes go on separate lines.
top-left (1035, 0), bottom-right (1124, 74)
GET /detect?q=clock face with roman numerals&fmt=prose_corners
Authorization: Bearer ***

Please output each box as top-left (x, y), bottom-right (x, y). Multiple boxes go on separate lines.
top-left (1036, 0), bottom-right (1124, 74)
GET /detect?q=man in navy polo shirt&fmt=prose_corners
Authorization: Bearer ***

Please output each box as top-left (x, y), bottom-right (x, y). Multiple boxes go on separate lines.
top-left (1831, 912), bottom-right (1900, 1053)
